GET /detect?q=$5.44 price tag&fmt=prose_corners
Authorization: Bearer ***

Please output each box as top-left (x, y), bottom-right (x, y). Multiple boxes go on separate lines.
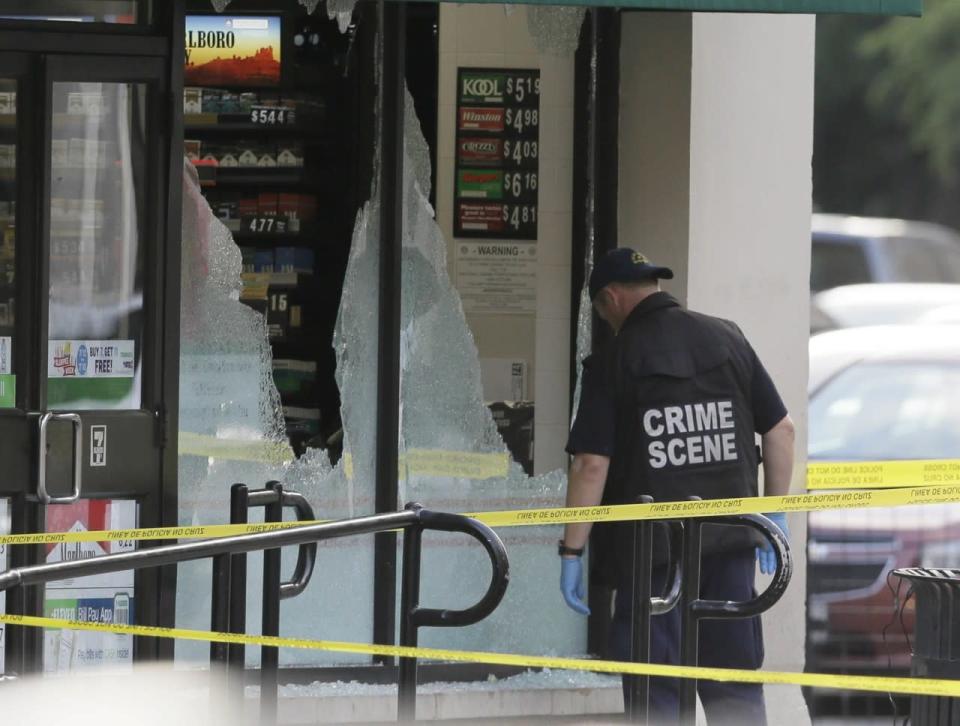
top-left (250, 106), bottom-right (295, 126)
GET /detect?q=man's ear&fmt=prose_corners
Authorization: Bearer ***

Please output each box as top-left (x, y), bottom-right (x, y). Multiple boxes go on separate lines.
top-left (600, 286), bottom-right (619, 311)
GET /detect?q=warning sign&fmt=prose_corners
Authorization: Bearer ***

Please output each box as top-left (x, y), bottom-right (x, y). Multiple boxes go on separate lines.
top-left (456, 242), bottom-right (537, 315)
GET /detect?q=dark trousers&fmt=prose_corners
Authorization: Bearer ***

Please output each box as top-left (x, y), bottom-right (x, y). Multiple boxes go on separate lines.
top-left (610, 549), bottom-right (767, 725)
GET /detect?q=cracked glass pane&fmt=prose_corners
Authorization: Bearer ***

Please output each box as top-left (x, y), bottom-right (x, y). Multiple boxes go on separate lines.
top-left (398, 93), bottom-right (586, 657)
top-left (525, 6), bottom-right (586, 56)
top-left (176, 159), bottom-right (375, 666)
top-left (326, 0), bottom-right (358, 34)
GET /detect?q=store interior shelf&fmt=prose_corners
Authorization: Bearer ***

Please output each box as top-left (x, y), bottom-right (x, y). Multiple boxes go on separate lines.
top-left (184, 113), bottom-right (326, 135)
top-left (197, 167), bottom-right (307, 187)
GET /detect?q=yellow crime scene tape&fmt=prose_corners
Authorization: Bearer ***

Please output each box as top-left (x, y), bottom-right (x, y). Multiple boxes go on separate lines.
top-left (806, 459), bottom-right (960, 489)
top-left (3, 459), bottom-right (960, 698)
top-left (0, 612), bottom-right (958, 698)
top-left (4, 475), bottom-right (960, 546)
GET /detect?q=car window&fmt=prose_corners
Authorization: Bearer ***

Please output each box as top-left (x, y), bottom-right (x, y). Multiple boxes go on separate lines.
top-left (882, 237), bottom-right (956, 283)
top-left (810, 238), bottom-right (872, 292)
top-left (809, 361), bottom-right (960, 460)
top-left (938, 244), bottom-right (960, 281)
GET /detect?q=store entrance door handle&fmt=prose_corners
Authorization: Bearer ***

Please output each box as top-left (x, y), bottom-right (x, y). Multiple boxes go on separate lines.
top-left (36, 412), bottom-right (82, 504)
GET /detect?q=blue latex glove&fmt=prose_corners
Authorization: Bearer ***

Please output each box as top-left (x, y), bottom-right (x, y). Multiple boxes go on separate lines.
top-left (560, 556), bottom-right (591, 615)
top-left (757, 512), bottom-right (789, 575)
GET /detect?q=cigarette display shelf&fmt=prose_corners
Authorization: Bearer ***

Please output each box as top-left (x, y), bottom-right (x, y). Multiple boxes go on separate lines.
top-left (184, 112), bottom-right (329, 137)
top-left (183, 0), bottom-right (369, 457)
top-left (198, 166), bottom-right (307, 188)
top-left (231, 220), bottom-right (332, 244)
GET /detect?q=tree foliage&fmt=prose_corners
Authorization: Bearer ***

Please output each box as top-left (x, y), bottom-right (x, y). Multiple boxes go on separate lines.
top-left (862, 0), bottom-right (960, 181)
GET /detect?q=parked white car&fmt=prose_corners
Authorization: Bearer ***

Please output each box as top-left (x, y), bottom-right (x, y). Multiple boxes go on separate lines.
top-left (811, 283), bottom-right (960, 331)
top-left (812, 214), bottom-right (960, 292)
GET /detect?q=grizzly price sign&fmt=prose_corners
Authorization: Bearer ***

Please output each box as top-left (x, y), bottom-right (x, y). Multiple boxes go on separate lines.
top-left (458, 137), bottom-right (503, 166)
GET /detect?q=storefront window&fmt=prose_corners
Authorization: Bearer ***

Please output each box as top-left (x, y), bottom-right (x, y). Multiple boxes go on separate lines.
top-left (46, 81), bottom-right (145, 411)
top-left (0, 498), bottom-right (9, 675)
top-left (175, 158), bottom-right (376, 667)
top-left (0, 78), bottom-right (14, 409)
top-left (397, 83), bottom-right (586, 657)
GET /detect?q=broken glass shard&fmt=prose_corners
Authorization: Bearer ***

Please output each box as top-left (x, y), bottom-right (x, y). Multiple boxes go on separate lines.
top-left (525, 5), bottom-right (585, 56)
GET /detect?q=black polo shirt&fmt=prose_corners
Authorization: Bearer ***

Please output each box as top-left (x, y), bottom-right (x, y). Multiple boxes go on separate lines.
top-left (566, 293), bottom-right (788, 457)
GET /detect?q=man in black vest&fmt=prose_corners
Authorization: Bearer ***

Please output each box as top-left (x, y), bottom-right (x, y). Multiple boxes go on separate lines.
top-left (559, 248), bottom-right (796, 725)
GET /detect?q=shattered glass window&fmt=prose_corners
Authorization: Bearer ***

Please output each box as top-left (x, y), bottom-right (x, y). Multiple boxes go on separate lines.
top-left (396, 92), bottom-right (586, 657)
top-left (175, 158), bottom-right (376, 666)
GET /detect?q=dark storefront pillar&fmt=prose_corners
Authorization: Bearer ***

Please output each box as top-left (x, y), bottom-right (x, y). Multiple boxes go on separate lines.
top-left (373, 0), bottom-right (407, 663)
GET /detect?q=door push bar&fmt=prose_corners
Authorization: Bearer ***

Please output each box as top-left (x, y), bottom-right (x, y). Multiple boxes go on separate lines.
top-left (0, 502), bottom-right (510, 723)
top-left (625, 496), bottom-right (792, 724)
top-left (36, 412), bottom-right (82, 504)
top-left (210, 481), bottom-right (318, 726)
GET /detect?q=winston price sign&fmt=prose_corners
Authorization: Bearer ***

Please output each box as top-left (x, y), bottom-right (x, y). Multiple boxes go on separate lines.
top-left (454, 68), bottom-right (540, 240)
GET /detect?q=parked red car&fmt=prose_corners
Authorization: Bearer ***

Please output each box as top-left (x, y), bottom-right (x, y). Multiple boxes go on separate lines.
top-left (807, 325), bottom-right (960, 680)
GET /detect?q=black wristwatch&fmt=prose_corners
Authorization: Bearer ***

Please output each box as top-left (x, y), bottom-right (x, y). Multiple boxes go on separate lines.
top-left (558, 540), bottom-right (584, 557)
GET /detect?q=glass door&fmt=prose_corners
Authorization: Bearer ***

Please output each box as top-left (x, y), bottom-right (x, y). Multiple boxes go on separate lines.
top-left (1, 52), bottom-right (171, 676)
top-left (0, 50), bottom-right (36, 678)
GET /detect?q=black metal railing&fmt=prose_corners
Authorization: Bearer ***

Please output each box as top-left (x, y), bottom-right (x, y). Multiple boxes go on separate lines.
top-left (210, 481), bottom-right (318, 725)
top-left (625, 496), bottom-right (793, 724)
top-left (0, 501), bottom-right (510, 723)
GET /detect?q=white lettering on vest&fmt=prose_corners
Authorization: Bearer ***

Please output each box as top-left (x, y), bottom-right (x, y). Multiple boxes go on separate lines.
top-left (722, 432), bottom-right (738, 460)
top-left (718, 401), bottom-right (735, 429)
top-left (664, 406), bottom-right (685, 434)
top-left (667, 438), bottom-right (686, 466)
top-left (694, 403), bottom-right (717, 431)
top-left (687, 435), bottom-right (704, 465)
top-left (643, 409), bottom-right (664, 437)
top-left (643, 400), bottom-right (738, 468)
top-left (649, 440), bottom-right (667, 469)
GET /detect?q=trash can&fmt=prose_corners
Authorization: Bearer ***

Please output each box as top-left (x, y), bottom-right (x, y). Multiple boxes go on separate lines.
top-left (892, 568), bottom-right (960, 725)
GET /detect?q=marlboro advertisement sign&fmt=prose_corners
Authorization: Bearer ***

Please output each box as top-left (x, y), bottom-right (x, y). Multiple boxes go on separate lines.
top-left (184, 15), bottom-right (281, 87)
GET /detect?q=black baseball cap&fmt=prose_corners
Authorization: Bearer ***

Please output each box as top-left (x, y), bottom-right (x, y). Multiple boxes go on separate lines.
top-left (589, 248), bottom-right (674, 300)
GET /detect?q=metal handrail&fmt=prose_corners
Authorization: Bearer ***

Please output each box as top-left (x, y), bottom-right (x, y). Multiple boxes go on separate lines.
top-left (397, 504), bottom-right (512, 721)
top-left (0, 503), bottom-right (510, 723)
top-left (687, 513), bottom-right (791, 619)
top-left (213, 481), bottom-right (319, 726)
top-left (677, 509), bottom-right (792, 725)
top-left (623, 498), bottom-right (792, 725)
top-left (625, 498), bottom-right (684, 720)
top-left (0, 511), bottom-right (416, 591)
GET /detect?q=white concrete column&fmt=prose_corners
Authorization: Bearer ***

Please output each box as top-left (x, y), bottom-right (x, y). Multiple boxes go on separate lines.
top-left (688, 15), bottom-right (813, 719)
top-left (620, 11), bottom-right (814, 725)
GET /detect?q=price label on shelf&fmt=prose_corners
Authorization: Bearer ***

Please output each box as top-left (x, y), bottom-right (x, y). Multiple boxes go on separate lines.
top-left (241, 216), bottom-right (289, 235)
top-left (454, 68), bottom-right (540, 241)
top-left (250, 106), bottom-right (295, 126)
